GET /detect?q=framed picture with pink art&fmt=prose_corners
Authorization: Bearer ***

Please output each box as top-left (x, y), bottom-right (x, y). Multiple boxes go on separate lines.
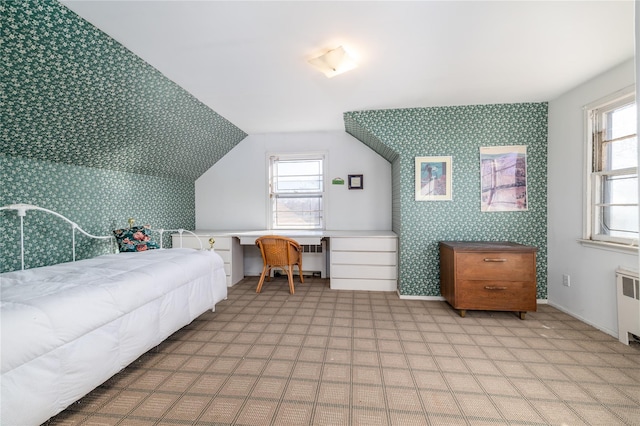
top-left (480, 145), bottom-right (528, 212)
top-left (415, 156), bottom-right (452, 201)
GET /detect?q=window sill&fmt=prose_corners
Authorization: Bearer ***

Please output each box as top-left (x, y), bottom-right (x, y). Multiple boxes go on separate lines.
top-left (578, 239), bottom-right (638, 255)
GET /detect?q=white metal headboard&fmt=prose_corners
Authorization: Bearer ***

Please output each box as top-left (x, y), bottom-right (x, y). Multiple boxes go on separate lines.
top-left (0, 203), bottom-right (202, 271)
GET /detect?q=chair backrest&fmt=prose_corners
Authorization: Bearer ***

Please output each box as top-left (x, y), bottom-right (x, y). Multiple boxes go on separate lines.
top-left (255, 235), bottom-right (301, 266)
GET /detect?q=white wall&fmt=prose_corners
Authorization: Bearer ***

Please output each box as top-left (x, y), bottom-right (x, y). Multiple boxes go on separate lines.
top-left (195, 131), bottom-right (392, 231)
top-left (548, 58), bottom-right (637, 336)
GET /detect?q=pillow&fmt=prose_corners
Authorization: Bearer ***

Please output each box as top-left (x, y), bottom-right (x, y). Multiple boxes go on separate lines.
top-left (113, 225), bottom-right (160, 252)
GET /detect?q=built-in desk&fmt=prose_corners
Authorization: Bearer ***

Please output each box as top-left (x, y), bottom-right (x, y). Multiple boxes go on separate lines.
top-left (172, 230), bottom-right (398, 291)
top-left (232, 230), bottom-right (325, 246)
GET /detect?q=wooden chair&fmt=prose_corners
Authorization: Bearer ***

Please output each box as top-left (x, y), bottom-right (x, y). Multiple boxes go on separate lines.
top-left (255, 235), bottom-right (304, 294)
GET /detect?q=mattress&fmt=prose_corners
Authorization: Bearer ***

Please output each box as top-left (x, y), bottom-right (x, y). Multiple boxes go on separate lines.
top-left (0, 248), bottom-right (227, 425)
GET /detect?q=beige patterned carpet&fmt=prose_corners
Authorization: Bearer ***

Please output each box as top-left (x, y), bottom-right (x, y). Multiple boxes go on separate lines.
top-left (46, 276), bottom-right (640, 425)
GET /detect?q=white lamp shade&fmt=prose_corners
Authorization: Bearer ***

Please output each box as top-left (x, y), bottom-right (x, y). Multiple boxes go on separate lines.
top-left (308, 46), bottom-right (357, 78)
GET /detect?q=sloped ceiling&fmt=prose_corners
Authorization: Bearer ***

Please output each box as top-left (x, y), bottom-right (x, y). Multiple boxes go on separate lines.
top-left (2, 1), bottom-right (634, 180)
top-left (1, 1), bottom-right (247, 181)
top-left (60, 0), bottom-right (634, 134)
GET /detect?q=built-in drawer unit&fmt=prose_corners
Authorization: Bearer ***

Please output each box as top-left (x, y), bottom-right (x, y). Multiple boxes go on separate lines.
top-left (171, 233), bottom-right (243, 287)
top-left (330, 235), bottom-right (398, 291)
top-left (439, 241), bottom-right (537, 319)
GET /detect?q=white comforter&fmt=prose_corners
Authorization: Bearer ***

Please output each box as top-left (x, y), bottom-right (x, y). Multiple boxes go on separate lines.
top-left (0, 248), bottom-right (227, 425)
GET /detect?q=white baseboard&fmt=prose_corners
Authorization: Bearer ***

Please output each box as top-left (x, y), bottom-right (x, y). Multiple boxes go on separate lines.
top-left (547, 301), bottom-right (617, 338)
top-left (396, 295), bottom-right (550, 303)
top-left (397, 293), bottom-right (445, 301)
top-left (330, 279), bottom-right (396, 291)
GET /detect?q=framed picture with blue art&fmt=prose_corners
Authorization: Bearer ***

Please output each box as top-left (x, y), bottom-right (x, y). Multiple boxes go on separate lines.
top-left (415, 156), bottom-right (452, 201)
top-left (480, 145), bottom-right (528, 212)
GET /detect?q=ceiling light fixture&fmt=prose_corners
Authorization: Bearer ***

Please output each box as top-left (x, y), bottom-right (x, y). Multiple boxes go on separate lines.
top-left (308, 45), bottom-right (357, 78)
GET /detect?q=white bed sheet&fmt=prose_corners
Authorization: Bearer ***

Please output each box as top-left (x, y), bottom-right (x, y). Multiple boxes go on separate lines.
top-left (0, 248), bottom-right (227, 425)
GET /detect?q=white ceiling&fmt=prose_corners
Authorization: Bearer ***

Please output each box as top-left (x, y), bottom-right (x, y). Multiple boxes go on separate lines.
top-left (61, 0), bottom-right (635, 135)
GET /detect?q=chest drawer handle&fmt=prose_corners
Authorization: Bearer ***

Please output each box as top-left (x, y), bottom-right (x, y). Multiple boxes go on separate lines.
top-left (483, 258), bottom-right (507, 262)
top-left (484, 286), bottom-right (508, 290)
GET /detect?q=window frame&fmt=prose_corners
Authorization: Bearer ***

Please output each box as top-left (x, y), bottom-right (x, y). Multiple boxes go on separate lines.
top-left (267, 152), bottom-right (327, 230)
top-left (584, 86), bottom-right (638, 248)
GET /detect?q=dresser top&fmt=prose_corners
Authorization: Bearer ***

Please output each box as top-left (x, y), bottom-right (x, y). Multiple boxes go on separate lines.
top-left (440, 241), bottom-right (537, 252)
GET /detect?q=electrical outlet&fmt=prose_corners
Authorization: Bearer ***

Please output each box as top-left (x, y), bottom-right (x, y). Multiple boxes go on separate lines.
top-left (562, 274), bottom-right (571, 287)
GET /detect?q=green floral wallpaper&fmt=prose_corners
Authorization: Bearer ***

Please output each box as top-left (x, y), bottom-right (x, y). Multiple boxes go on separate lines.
top-left (344, 103), bottom-right (548, 299)
top-left (1, 0), bottom-right (247, 181)
top-left (0, 154), bottom-right (195, 272)
top-left (0, 0), bottom-right (248, 272)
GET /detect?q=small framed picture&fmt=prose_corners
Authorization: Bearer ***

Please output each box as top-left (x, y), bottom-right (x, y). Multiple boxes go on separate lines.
top-left (415, 156), bottom-right (452, 201)
top-left (348, 174), bottom-right (363, 189)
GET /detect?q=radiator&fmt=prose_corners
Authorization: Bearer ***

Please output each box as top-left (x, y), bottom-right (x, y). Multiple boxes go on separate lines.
top-left (292, 241), bottom-right (327, 278)
top-left (300, 243), bottom-right (326, 278)
top-left (616, 268), bottom-right (640, 345)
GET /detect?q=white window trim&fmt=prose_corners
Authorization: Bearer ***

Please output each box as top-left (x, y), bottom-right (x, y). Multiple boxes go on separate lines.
top-left (582, 85), bottom-right (638, 252)
top-left (578, 238), bottom-right (638, 254)
top-left (266, 152), bottom-right (328, 230)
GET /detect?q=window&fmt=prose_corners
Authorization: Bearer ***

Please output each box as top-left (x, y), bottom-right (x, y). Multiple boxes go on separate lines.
top-left (269, 154), bottom-right (325, 229)
top-left (587, 90), bottom-right (638, 246)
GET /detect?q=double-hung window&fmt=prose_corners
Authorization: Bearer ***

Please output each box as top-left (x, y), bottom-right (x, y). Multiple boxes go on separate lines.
top-left (269, 154), bottom-right (325, 229)
top-left (587, 89), bottom-right (638, 246)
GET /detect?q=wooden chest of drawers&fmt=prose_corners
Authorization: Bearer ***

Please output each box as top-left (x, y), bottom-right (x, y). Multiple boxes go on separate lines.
top-left (439, 241), bottom-right (537, 319)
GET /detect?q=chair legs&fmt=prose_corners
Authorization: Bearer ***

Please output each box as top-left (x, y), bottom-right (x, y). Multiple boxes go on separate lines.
top-left (256, 266), bottom-right (272, 293)
top-left (286, 267), bottom-right (295, 295)
top-left (256, 264), bottom-right (303, 295)
top-left (256, 269), bottom-right (267, 293)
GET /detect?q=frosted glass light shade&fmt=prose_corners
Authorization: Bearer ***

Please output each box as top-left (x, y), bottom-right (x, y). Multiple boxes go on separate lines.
top-left (308, 46), bottom-right (357, 78)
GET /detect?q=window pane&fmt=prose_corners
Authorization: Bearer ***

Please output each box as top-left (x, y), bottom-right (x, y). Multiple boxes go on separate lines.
top-left (602, 174), bottom-right (638, 204)
top-left (607, 102), bottom-right (636, 140)
top-left (598, 205), bottom-right (639, 237)
top-left (276, 174), bottom-right (322, 192)
top-left (270, 155), bottom-right (324, 230)
top-left (589, 93), bottom-right (637, 244)
top-left (604, 136), bottom-right (638, 170)
top-left (274, 160), bottom-right (323, 193)
top-left (274, 196), bottom-right (322, 228)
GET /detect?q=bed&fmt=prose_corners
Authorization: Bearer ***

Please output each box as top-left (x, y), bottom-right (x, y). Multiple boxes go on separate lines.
top-left (0, 204), bottom-right (228, 425)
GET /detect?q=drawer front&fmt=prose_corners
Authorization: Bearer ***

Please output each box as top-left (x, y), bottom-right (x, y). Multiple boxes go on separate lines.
top-left (456, 252), bottom-right (535, 281)
top-left (215, 249), bottom-right (231, 263)
top-left (455, 280), bottom-right (537, 311)
top-left (330, 278), bottom-right (397, 292)
top-left (331, 251), bottom-right (397, 266)
top-left (331, 264), bottom-right (397, 280)
top-left (171, 235), bottom-right (202, 249)
top-left (172, 235), bottom-right (232, 250)
top-left (208, 236), bottom-right (231, 250)
top-left (331, 237), bottom-right (397, 252)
